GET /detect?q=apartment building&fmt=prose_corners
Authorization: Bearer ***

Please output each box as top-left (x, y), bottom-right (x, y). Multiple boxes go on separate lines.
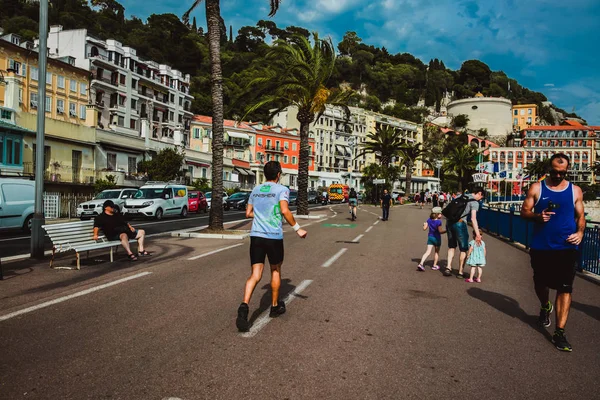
top-left (251, 123), bottom-right (316, 189)
top-left (190, 116), bottom-right (254, 189)
top-left (44, 26), bottom-right (194, 181)
top-left (1, 33), bottom-right (98, 193)
top-left (489, 124), bottom-right (597, 185)
top-left (512, 104), bottom-right (538, 132)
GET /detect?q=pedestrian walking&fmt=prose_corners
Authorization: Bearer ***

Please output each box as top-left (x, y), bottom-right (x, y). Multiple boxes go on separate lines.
top-left (348, 188), bottom-right (358, 221)
top-left (236, 161), bottom-right (308, 332)
top-left (381, 189), bottom-right (393, 221)
top-left (414, 193), bottom-right (420, 205)
top-left (439, 192), bottom-right (446, 209)
top-left (92, 200), bottom-right (148, 261)
top-left (521, 153), bottom-right (584, 352)
top-left (442, 187), bottom-right (485, 277)
top-left (432, 192), bottom-right (439, 207)
top-left (417, 207), bottom-right (446, 271)
top-left (419, 189), bottom-right (426, 209)
top-left (464, 231), bottom-right (486, 283)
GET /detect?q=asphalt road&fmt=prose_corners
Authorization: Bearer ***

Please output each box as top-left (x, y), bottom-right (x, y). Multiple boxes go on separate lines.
top-left (0, 204), bottom-right (322, 259)
top-left (1, 204), bottom-right (599, 399)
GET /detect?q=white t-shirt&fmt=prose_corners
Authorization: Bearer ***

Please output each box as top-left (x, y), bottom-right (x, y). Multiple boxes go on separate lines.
top-left (248, 182), bottom-right (290, 240)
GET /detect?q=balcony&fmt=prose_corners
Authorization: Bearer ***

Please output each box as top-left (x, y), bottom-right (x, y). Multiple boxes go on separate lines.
top-left (224, 140), bottom-right (250, 148)
top-left (23, 162), bottom-right (96, 185)
top-left (265, 145), bottom-right (284, 153)
top-left (93, 74), bottom-right (119, 88)
top-left (88, 53), bottom-right (118, 69)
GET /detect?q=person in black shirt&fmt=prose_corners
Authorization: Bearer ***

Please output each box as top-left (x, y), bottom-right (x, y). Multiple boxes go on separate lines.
top-left (380, 189), bottom-right (393, 221)
top-left (93, 200), bottom-right (148, 261)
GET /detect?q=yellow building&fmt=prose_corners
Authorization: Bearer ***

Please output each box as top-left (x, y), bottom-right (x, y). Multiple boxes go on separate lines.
top-left (1, 33), bottom-right (97, 193)
top-left (512, 103), bottom-right (538, 132)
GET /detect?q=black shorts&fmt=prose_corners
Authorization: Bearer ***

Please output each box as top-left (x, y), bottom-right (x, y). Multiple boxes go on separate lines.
top-left (530, 249), bottom-right (578, 294)
top-left (250, 236), bottom-right (284, 265)
top-left (108, 229), bottom-right (137, 241)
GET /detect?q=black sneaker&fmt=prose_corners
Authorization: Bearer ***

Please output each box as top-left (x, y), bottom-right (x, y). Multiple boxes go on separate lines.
top-left (552, 329), bottom-right (572, 352)
top-left (269, 300), bottom-right (286, 318)
top-left (442, 269), bottom-right (452, 276)
top-left (538, 301), bottom-right (553, 328)
top-left (236, 303), bottom-right (250, 332)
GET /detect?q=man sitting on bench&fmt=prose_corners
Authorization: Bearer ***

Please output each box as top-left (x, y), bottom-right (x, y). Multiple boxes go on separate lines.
top-left (93, 200), bottom-right (149, 261)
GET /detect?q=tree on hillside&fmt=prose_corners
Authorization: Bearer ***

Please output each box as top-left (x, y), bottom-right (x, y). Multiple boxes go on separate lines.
top-left (338, 31), bottom-right (362, 56)
top-left (182, 0), bottom-right (281, 230)
top-left (137, 148), bottom-right (185, 181)
top-left (443, 145), bottom-right (478, 192)
top-left (243, 34), bottom-right (354, 215)
top-left (452, 114), bottom-right (469, 130)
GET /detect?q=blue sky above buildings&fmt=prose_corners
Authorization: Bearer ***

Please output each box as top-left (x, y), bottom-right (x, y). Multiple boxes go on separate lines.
top-left (120, 0), bottom-right (600, 125)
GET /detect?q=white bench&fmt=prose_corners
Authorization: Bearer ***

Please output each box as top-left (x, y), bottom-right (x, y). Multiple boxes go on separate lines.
top-left (43, 220), bottom-right (137, 270)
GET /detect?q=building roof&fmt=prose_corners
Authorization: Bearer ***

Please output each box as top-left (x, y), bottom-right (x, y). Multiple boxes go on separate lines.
top-left (192, 115), bottom-right (254, 130)
top-left (0, 120), bottom-right (36, 135)
top-left (564, 119), bottom-right (584, 127)
top-left (512, 103), bottom-right (538, 108)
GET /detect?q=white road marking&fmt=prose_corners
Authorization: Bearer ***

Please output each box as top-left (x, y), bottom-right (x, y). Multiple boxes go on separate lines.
top-left (322, 248), bottom-right (348, 268)
top-left (352, 234), bottom-right (364, 243)
top-left (0, 272), bottom-right (152, 322)
top-left (365, 226), bottom-right (373, 233)
top-left (187, 243), bottom-right (244, 260)
top-left (374, 220), bottom-right (380, 225)
top-left (241, 279), bottom-right (313, 338)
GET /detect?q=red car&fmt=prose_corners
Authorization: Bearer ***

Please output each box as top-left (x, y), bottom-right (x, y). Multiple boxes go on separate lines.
top-left (188, 191), bottom-right (208, 213)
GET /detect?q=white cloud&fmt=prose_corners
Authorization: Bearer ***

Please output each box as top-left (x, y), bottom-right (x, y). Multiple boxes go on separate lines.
top-left (315, 0), bottom-right (362, 14)
top-left (544, 83), bottom-right (555, 87)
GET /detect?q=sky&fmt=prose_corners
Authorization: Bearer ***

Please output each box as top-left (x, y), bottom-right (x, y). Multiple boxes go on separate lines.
top-left (120, 0), bottom-right (600, 125)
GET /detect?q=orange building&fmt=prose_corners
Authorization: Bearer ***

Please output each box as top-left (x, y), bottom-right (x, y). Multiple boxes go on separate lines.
top-left (251, 123), bottom-right (315, 189)
top-left (512, 104), bottom-right (538, 131)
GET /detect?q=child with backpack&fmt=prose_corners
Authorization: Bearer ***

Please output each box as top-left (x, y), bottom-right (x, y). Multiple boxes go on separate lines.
top-left (465, 231), bottom-right (486, 283)
top-left (417, 207), bottom-right (446, 271)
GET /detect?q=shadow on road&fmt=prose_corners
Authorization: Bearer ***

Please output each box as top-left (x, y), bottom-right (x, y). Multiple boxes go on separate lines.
top-left (571, 301), bottom-right (600, 322)
top-left (249, 278), bottom-right (305, 323)
top-left (467, 287), bottom-right (552, 342)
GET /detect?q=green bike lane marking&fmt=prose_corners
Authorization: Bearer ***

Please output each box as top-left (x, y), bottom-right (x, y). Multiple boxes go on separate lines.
top-left (322, 223), bottom-right (357, 228)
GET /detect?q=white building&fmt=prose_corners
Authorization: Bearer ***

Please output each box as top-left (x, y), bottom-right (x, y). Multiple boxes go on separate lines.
top-left (447, 95), bottom-right (512, 137)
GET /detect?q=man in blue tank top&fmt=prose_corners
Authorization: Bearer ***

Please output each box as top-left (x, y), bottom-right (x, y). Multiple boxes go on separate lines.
top-left (236, 161), bottom-right (308, 332)
top-left (521, 153), bottom-right (585, 352)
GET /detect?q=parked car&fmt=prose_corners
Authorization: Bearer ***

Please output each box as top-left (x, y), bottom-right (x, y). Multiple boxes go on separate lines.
top-left (0, 178), bottom-right (35, 233)
top-left (205, 191), bottom-right (230, 211)
top-left (123, 182), bottom-right (188, 220)
top-left (307, 190), bottom-right (318, 204)
top-left (188, 191), bottom-right (208, 213)
top-left (226, 192), bottom-right (250, 210)
top-left (289, 190), bottom-right (298, 205)
top-left (77, 188), bottom-right (138, 220)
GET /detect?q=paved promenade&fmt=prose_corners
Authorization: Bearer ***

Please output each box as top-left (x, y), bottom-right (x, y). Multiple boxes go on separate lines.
top-left (0, 204), bottom-right (599, 399)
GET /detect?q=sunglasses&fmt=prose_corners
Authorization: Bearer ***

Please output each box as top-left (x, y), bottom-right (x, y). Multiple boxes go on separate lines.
top-left (549, 170), bottom-right (567, 176)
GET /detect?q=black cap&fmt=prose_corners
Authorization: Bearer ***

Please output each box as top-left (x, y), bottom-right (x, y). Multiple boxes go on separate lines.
top-left (103, 200), bottom-right (115, 209)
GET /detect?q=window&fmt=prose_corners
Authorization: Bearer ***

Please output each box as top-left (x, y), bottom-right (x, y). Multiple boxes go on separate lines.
top-left (130, 119), bottom-right (136, 130)
top-left (45, 96), bottom-right (52, 112)
top-left (275, 155), bottom-right (280, 162)
top-left (131, 79), bottom-right (137, 89)
top-left (69, 102), bottom-right (77, 117)
top-left (46, 72), bottom-right (52, 85)
top-left (520, 109), bottom-right (525, 115)
top-left (57, 99), bottom-right (65, 114)
top-left (258, 138), bottom-right (262, 146)
top-left (79, 104), bottom-right (86, 119)
top-left (179, 97), bottom-right (183, 106)
top-left (0, 134), bottom-right (22, 166)
top-left (107, 153), bottom-right (117, 170)
top-left (169, 111), bottom-right (174, 121)
top-left (131, 99), bottom-right (137, 109)
top-left (8, 59), bottom-right (21, 75)
top-left (118, 116), bottom-right (125, 126)
top-left (527, 117), bottom-right (532, 124)
top-left (70, 80), bottom-right (77, 92)
top-left (170, 94), bottom-right (175, 103)
top-left (128, 157), bottom-right (137, 174)
top-left (528, 109), bottom-right (532, 115)
top-left (193, 128), bottom-right (200, 139)
top-left (284, 155), bottom-right (289, 163)
top-left (514, 118), bottom-right (518, 125)
top-left (292, 143), bottom-right (297, 151)
top-left (19, 89), bottom-right (23, 104)
top-left (57, 75), bottom-right (65, 89)
top-left (30, 92), bottom-right (39, 109)
top-left (31, 66), bottom-right (39, 81)
top-left (266, 139), bottom-right (271, 148)
top-left (80, 82), bottom-right (87, 96)
top-left (292, 156), bottom-right (297, 164)
top-left (202, 168), bottom-right (207, 178)
top-left (119, 74), bottom-right (125, 85)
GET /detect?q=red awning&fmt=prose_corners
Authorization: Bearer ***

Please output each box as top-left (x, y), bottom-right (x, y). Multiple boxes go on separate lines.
top-left (186, 161), bottom-right (210, 168)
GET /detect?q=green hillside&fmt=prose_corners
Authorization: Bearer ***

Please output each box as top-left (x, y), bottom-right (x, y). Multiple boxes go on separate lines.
top-left (1, 0), bottom-right (580, 125)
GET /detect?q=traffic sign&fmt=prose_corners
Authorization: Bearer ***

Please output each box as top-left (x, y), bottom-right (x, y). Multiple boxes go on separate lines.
top-left (373, 178), bottom-right (386, 184)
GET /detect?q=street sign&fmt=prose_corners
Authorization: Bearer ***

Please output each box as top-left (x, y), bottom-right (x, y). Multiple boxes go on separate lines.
top-left (473, 173), bottom-right (488, 183)
top-left (373, 178), bottom-right (386, 184)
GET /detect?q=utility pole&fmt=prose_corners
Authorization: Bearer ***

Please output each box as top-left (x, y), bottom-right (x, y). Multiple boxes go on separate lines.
top-left (31, 0), bottom-right (48, 258)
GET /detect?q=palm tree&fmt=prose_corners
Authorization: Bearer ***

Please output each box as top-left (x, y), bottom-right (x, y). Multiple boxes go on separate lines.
top-left (355, 126), bottom-right (405, 167)
top-left (526, 158), bottom-right (551, 180)
top-left (397, 142), bottom-right (432, 196)
top-left (243, 34), bottom-right (354, 215)
top-left (181, 0), bottom-right (281, 230)
top-left (443, 145), bottom-right (478, 192)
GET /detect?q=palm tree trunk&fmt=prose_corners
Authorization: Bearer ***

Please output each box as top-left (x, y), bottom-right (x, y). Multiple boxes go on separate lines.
top-left (206, 0), bottom-right (224, 230)
top-left (296, 119), bottom-right (311, 215)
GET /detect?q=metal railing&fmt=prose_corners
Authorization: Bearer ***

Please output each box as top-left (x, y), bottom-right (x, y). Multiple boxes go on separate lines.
top-left (479, 205), bottom-right (599, 276)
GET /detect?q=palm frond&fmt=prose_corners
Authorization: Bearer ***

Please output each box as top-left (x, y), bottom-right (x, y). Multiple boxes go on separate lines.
top-left (182, 0), bottom-right (203, 25)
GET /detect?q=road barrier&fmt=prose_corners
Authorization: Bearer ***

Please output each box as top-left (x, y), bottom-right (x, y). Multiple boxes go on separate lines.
top-left (479, 205), bottom-right (599, 276)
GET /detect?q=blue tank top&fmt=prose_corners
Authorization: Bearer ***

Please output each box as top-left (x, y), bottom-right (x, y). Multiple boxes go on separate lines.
top-left (531, 181), bottom-right (577, 250)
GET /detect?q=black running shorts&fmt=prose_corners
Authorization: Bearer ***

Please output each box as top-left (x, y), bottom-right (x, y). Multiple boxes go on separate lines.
top-left (529, 249), bottom-right (578, 294)
top-left (250, 236), bottom-right (284, 265)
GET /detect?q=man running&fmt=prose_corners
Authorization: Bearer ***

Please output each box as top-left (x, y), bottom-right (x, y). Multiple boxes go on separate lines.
top-left (236, 161), bottom-right (308, 332)
top-left (521, 153), bottom-right (584, 352)
top-left (381, 189), bottom-right (393, 221)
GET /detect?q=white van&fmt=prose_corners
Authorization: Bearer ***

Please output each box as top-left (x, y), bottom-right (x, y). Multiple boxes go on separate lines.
top-left (0, 178), bottom-right (35, 233)
top-left (123, 182), bottom-right (188, 220)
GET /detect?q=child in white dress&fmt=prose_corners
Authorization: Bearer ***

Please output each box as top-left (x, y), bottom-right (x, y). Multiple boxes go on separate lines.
top-left (465, 231), bottom-right (486, 283)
